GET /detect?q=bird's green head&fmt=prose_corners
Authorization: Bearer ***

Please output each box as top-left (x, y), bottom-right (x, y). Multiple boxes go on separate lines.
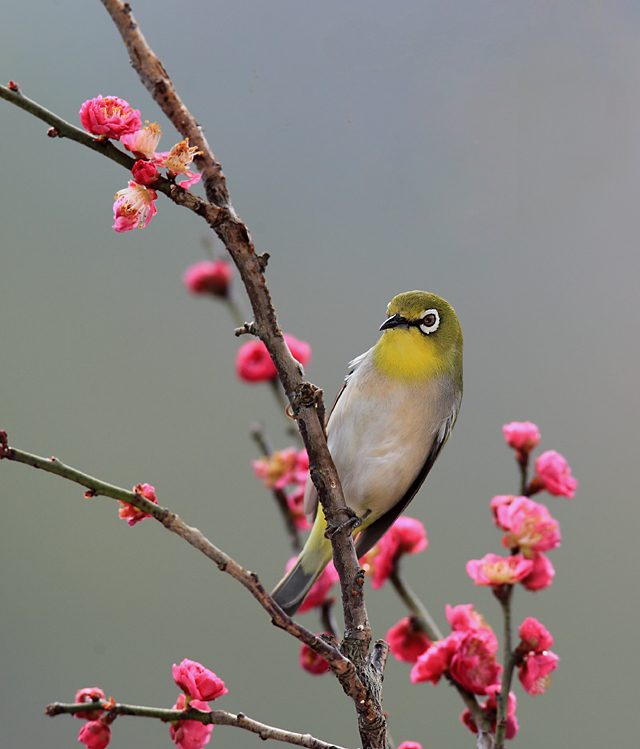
top-left (373, 290), bottom-right (463, 383)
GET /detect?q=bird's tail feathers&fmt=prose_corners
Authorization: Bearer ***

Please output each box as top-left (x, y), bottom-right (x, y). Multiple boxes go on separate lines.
top-left (271, 557), bottom-right (324, 616)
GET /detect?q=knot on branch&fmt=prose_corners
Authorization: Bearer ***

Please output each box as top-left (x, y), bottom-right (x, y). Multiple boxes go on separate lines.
top-left (256, 253), bottom-right (269, 272)
top-left (47, 127), bottom-right (60, 138)
top-left (294, 382), bottom-right (323, 409)
top-left (234, 321), bottom-right (259, 337)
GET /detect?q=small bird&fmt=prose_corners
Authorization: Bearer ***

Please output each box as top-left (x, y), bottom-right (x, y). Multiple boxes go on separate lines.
top-left (271, 290), bottom-right (463, 616)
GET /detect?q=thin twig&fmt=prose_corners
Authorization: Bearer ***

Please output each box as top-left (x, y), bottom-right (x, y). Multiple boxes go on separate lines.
top-left (46, 701), bottom-right (348, 749)
top-left (0, 438), bottom-right (350, 676)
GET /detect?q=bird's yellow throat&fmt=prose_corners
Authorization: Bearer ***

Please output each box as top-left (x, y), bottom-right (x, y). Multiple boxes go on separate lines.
top-left (372, 328), bottom-right (445, 381)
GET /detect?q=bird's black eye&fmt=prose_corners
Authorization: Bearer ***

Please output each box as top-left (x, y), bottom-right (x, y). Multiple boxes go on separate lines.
top-left (418, 309), bottom-right (440, 335)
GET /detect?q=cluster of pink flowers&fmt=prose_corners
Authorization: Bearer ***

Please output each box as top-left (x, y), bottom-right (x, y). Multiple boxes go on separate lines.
top-left (410, 604), bottom-right (502, 695)
top-left (361, 517), bottom-right (428, 589)
top-left (516, 618), bottom-right (559, 695)
top-left (183, 259), bottom-right (233, 298)
top-left (253, 448), bottom-right (311, 529)
top-left (75, 688), bottom-right (111, 749)
top-left (79, 96), bottom-right (202, 233)
top-left (118, 483), bottom-right (158, 527)
top-left (503, 421), bottom-right (578, 498)
top-left (236, 334), bottom-right (311, 383)
top-left (170, 659), bottom-right (228, 749)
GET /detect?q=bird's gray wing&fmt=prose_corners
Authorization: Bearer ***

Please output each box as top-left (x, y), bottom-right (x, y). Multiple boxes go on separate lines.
top-left (354, 405), bottom-right (458, 558)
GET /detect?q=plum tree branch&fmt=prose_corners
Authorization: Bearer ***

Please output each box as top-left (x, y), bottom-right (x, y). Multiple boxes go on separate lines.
top-left (46, 701), bottom-right (349, 749)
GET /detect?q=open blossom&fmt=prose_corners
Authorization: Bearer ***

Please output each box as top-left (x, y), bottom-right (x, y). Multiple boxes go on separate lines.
top-left (121, 122), bottom-right (163, 158)
top-left (520, 552), bottom-right (555, 592)
top-left (118, 483), bottom-right (157, 526)
top-left (411, 607), bottom-right (501, 694)
top-left (299, 642), bottom-right (330, 675)
top-left (79, 96), bottom-right (141, 140)
top-left (461, 685), bottom-right (519, 740)
top-left (449, 628), bottom-right (502, 694)
top-left (362, 517), bottom-right (427, 589)
top-left (253, 448), bottom-right (307, 490)
top-left (183, 260), bottom-right (233, 298)
top-left (518, 651), bottom-right (559, 695)
top-left (170, 694), bottom-right (213, 749)
top-left (446, 603), bottom-right (488, 633)
top-left (236, 334), bottom-right (311, 382)
top-left (112, 180), bottom-right (158, 232)
top-left (386, 617), bottom-right (431, 663)
top-left (466, 553), bottom-right (533, 587)
top-left (156, 139), bottom-right (202, 189)
top-left (518, 617), bottom-right (553, 652)
top-left (74, 688), bottom-right (106, 721)
top-left (535, 450), bottom-right (578, 498)
top-left (78, 721), bottom-right (111, 749)
top-left (285, 484), bottom-right (310, 530)
top-left (173, 659), bottom-right (227, 702)
top-left (497, 496), bottom-right (561, 558)
top-left (397, 743), bottom-right (423, 749)
top-left (502, 421), bottom-right (540, 454)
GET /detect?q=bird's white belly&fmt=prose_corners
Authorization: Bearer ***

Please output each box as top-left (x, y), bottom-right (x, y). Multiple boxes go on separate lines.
top-left (326, 369), bottom-right (447, 518)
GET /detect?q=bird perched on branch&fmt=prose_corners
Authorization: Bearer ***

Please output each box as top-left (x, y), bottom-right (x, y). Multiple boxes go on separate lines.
top-left (271, 290), bottom-right (463, 616)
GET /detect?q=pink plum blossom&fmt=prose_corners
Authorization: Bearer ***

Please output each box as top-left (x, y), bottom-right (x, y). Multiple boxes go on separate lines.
top-left (397, 743), bottom-right (423, 749)
top-left (466, 553), bottom-right (533, 587)
top-left (446, 603), bottom-right (488, 633)
top-left (172, 659), bottom-right (227, 702)
top-left (490, 495), bottom-right (516, 529)
top-left (449, 627), bottom-right (502, 694)
top-left (518, 617), bottom-right (554, 653)
top-left (520, 552), bottom-right (555, 592)
top-left (121, 122), bottom-right (163, 158)
top-left (112, 180), bottom-right (158, 232)
top-left (170, 694), bottom-right (213, 749)
top-left (518, 651), bottom-right (559, 695)
top-left (253, 448), bottom-right (311, 530)
top-left (156, 139), bottom-right (202, 189)
top-left (236, 335), bottom-right (311, 382)
top-left (502, 422), bottom-right (540, 454)
top-left (78, 721), bottom-right (111, 749)
top-left (183, 260), bottom-right (233, 298)
top-left (79, 96), bottom-right (141, 140)
top-left (386, 617), bottom-right (431, 663)
top-left (299, 642), bottom-right (330, 675)
top-left (131, 159), bottom-right (160, 186)
top-left (74, 687), bottom-right (106, 721)
top-left (534, 450), bottom-right (578, 498)
top-left (461, 685), bottom-right (519, 740)
top-left (497, 496), bottom-right (561, 558)
top-left (118, 483), bottom-right (158, 526)
top-left (362, 517), bottom-right (427, 588)
top-left (410, 636), bottom-right (459, 685)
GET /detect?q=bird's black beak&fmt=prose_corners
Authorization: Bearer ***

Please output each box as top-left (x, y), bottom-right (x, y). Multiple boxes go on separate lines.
top-left (380, 313), bottom-right (410, 331)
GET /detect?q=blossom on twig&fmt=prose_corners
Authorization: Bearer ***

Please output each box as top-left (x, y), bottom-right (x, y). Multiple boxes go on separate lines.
top-left (173, 659), bottom-right (228, 702)
top-left (361, 516), bottom-right (427, 589)
top-left (534, 450), bottom-right (578, 498)
top-left (183, 260), bottom-right (233, 298)
top-left (73, 688), bottom-right (106, 721)
top-left (118, 483), bottom-right (158, 526)
top-left (78, 720), bottom-right (111, 749)
top-left (496, 496), bottom-right (561, 558)
top-left (112, 181), bottom-right (158, 232)
top-left (502, 421), bottom-right (540, 455)
top-left (299, 641), bottom-right (330, 675)
top-left (386, 616), bottom-right (431, 663)
top-left (466, 553), bottom-right (533, 587)
top-left (170, 694), bottom-right (213, 749)
top-left (121, 122), bottom-right (163, 158)
top-left (79, 96), bottom-right (141, 140)
top-left (236, 334), bottom-right (311, 383)
top-left (461, 685), bottom-right (519, 740)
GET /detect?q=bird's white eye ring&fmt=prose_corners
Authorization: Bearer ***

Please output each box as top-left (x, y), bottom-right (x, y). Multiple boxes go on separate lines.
top-left (418, 308), bottom-right (440, 334)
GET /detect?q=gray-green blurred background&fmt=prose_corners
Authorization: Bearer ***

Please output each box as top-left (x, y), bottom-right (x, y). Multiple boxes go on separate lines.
top-left (1, 1), bottom-right (639, 747)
